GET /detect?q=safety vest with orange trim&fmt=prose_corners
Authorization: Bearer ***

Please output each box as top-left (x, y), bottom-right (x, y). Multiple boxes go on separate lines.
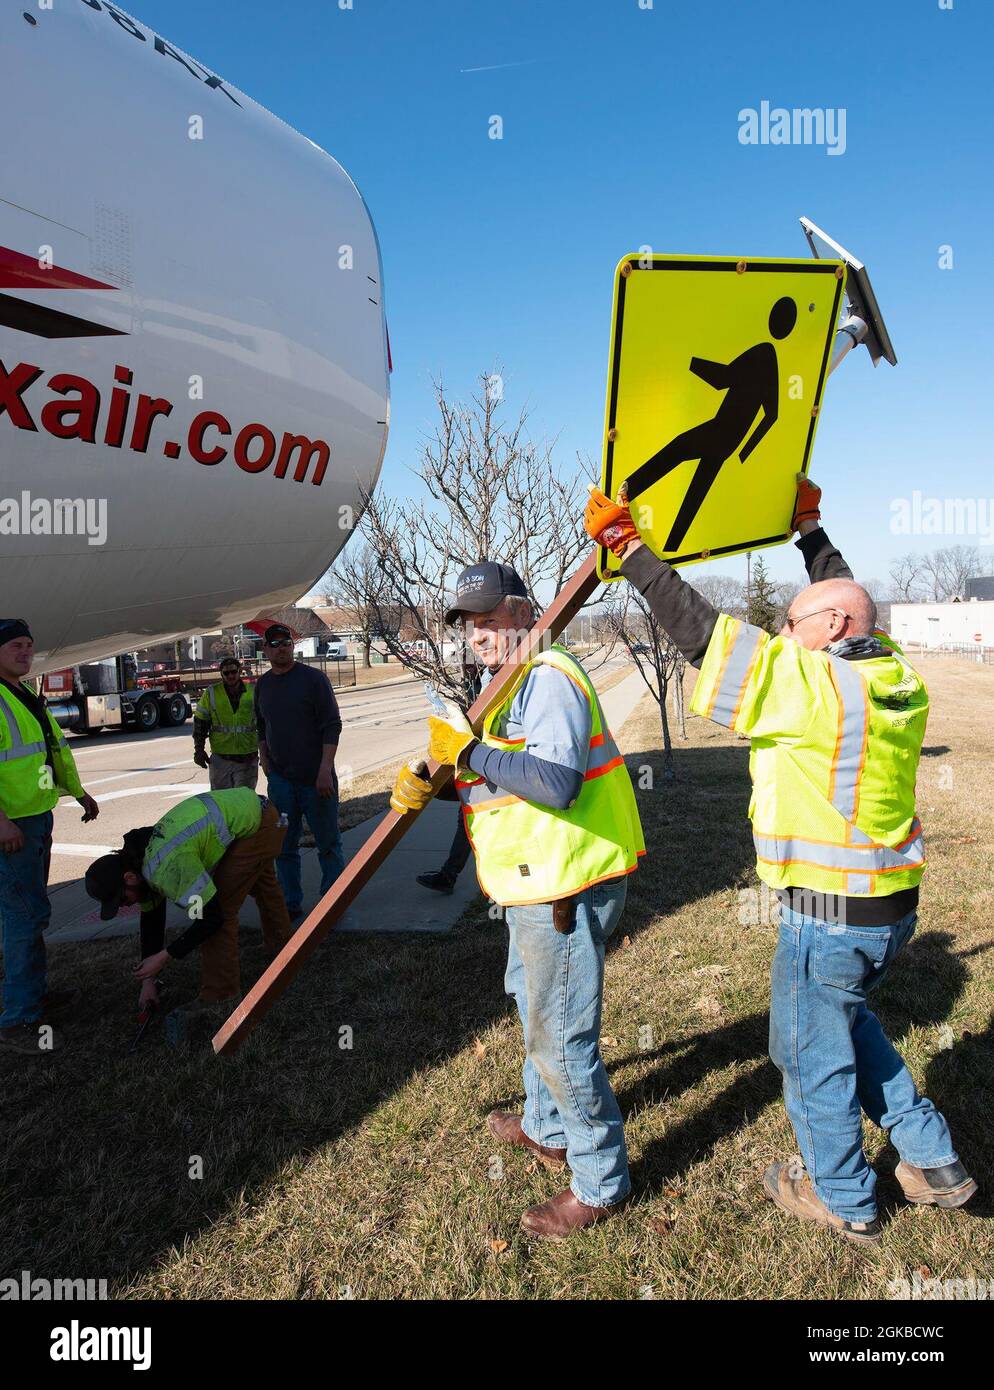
top-left (691, 614), bottom-right (928, 898)
top-left (454, 645), bottom-right (645, 907)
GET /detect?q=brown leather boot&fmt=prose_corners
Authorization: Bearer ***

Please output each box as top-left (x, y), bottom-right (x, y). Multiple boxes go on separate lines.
top-left (486, 1111), bottom-right (567, 1169)
top-left (764, 1162), bottom-right (881, 1245)
top-left (520, 1188), bottom-right (624, 1241)
top-left (895, 1160), bottom-right (977, 1209)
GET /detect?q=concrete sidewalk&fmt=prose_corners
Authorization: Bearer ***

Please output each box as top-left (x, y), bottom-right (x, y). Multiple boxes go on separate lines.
top-left (44, 668), bottom-right (649, 945)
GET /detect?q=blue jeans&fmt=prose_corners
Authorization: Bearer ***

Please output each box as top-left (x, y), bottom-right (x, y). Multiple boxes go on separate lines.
top-left (0, 812), bottom-right (53, 1027)
top-left (770, 905), bottom-right (957, 1223)
top-left (266, 769), bottom-right (344, 911)
top-left (505, 876), bottom-right (631, 1209)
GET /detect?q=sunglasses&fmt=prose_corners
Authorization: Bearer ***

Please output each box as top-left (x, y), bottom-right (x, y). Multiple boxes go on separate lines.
top-left (784, 607), bottom-right (851, 632)
top-left (266, 638), bottom-right (294, 649)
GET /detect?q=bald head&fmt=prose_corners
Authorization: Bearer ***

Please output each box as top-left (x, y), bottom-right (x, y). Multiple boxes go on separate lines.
top-left (781, 578), bottom-right (877, 650)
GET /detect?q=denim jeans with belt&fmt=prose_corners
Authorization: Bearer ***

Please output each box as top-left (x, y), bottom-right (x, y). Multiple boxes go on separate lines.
top-left (769, 904), bottom-right (957, 1223)
top-left (0, 811), bottom-right (53, 1027)
top-left (504, 875), bottom-right (630, 1209)
top-left (265, 769), bottom-right (344, 912)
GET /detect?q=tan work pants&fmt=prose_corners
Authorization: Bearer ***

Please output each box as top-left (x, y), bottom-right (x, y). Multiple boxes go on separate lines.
top-left (199, 803), bottom-right (293, 1002)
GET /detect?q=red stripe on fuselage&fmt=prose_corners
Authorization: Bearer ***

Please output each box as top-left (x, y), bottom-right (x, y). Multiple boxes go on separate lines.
top-left (0, 245), bottom-right (119, 292)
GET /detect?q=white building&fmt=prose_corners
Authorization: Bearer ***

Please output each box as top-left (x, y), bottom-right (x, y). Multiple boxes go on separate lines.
top-left (890, 599), bottom-right (994, 650)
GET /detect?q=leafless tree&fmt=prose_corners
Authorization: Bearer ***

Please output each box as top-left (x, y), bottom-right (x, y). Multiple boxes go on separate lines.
top-left (319, 541), bottom-right (392, 669)
top-left (921, 545), bottom-right (982, 601)
top-left (602, 585), bottom-right (685, 778)
top-left (351, 373), bottom-right (591, 703)
top-left (689, 572), bottom-right (745, 619)
top-left (889, 545), bottom-right (982, 603)
top-left (889, 552), bottom-right (927, 603)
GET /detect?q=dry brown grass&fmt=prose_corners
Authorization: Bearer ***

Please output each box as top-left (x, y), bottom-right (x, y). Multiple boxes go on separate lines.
top-left (1, 656), bottom-right (990, 1299)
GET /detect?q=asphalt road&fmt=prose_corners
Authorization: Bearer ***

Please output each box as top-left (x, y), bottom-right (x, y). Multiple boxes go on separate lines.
top-left (50, 660), bottom-right (628, 891)
top-left (49, 675), bottom-right (427, 889)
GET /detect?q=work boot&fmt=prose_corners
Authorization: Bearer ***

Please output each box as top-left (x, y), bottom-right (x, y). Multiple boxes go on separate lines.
top-left (416, 869), bottom-right (456, 895)
top-left (42, 987), bottom-right (81, 1018)
top-left (520, 1189), bottom-right (624, 1241)
top-left (895, 1160), bottom-right (978, 1209)
top-left (0, 1020), bottom-right (66, 1055)
top-left (763, 1162), bottom-right (881, 1245)
top-left (486, 1111), bottom-right (567, 1169)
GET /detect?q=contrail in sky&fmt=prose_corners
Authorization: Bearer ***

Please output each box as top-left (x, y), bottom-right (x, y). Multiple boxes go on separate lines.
top-left (460, 59), bottom-right (543, 74)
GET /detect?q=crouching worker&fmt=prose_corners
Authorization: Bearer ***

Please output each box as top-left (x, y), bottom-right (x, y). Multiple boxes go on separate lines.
top-left (585, 476), bottom-right (976, 1243)
top-left (84, 787), bottom-right (292, 1009)
top-left (391, 561), bottom-right (645, 1240)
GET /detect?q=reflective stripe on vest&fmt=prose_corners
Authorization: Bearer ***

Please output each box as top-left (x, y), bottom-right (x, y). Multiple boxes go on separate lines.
top-left (754, 817), bottom-right (925, 877)
top-left (207, 684), bottom-right (256, 735)
top-left (694, 615), bottom-right (926, 899)
top-left (144, 793), bottom-right (234, 879)
top-left (825, 656), bottom-right (870, 822)
top-left (703, 622), bottom-right (764, 727)
top-left (456, 729), bottom-right (625, 812)
top-left (0, 706), bottom-right (46, 763)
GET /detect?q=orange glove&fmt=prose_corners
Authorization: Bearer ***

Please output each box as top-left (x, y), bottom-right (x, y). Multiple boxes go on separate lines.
top-left (791, 474), bottom-right (822, 531)
top-left (584, 484), bottom-right (640, 556)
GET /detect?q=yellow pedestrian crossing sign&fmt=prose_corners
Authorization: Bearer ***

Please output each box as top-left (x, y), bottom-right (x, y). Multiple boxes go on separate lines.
top-left (598, 253), bottom-right (846, 580)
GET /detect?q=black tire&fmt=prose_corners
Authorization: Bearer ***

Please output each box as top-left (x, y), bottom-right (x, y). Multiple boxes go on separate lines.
top-left (134, 695), bottom-right (160, 732)
top-left (159, 693), bottom-right (189, 727)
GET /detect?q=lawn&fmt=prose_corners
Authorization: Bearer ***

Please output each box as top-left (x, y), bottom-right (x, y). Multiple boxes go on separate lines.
top-left (1, 656), bottom-right (991, 1299)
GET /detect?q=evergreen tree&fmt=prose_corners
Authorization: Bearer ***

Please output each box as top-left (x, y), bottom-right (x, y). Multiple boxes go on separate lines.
top-left (746, 554), bottom-right (780, 634)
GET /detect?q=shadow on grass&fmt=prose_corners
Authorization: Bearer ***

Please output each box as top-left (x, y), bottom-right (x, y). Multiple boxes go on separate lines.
top-left (1, 740), bottom-right (986, 1287)
top-left (617, 743), bottom-right (756, 943)
top-left (615, 931), bottom-right (984, 1200)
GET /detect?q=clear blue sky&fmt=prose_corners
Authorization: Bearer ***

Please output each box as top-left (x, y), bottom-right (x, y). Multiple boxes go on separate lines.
top-left (133, 0), bottom-right (994, 590)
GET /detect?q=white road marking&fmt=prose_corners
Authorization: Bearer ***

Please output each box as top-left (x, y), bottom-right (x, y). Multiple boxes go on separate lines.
top-left (83, 759), bottom-right (194, 787)
top-left (52, 843), bottom-right (118, 856)
top-left (56, 782), bottom-right (200, 806)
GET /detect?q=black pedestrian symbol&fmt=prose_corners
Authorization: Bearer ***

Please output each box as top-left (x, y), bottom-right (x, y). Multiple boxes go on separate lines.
top-left (624, 296), bottom-right (798, 552)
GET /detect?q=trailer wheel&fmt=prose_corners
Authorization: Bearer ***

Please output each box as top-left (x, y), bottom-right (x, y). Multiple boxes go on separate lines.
top-left (135, 695), bottom-right (160, 732)
top-left (159, 693), bottom-right (189, 727)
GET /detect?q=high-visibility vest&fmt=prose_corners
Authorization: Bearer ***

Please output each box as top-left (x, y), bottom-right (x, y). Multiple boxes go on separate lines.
top-left (454, 646), bottom-right (645, 907)
top-left (194, 682), bottom-right (258, 756)
top-left (691, 615), bottom-right (927, 898)
top-left (140, 787), bottom-right (261, 912)
top-left (0, 682), bottom-right (84, 818)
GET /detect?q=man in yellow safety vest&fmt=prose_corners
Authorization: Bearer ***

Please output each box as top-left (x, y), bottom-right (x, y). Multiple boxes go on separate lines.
top-left (193, 656), bottom-right (259, 789)
top-left (390, 561), bottom-right (644, 1241)
top-left (0, 617), bottom-right (100, 1055)
top-left (85, 786), bottom-right (292, 1010)
top-left (584, 477), bottom-right (976, 1243)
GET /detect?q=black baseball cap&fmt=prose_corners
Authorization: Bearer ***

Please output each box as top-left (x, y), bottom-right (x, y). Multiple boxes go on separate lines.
top-left (0, 618), bottom-right (32, 646)
top-left (444, 562), bottom-right (529, 625)
top-left (84, 854), bottom-right (129, 921)
top-left (263, 623), bottom-right (293, 644)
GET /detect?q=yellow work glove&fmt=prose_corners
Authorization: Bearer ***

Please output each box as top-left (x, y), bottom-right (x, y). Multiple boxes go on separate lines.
top-left (584, 484), bottom-right (641, 556)
top-left (428, 701), bottom-right (476, 768)
top-left (791, 473), bottom-right (822, 531)
top-left (390, 758), bottom-right (434, 815)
